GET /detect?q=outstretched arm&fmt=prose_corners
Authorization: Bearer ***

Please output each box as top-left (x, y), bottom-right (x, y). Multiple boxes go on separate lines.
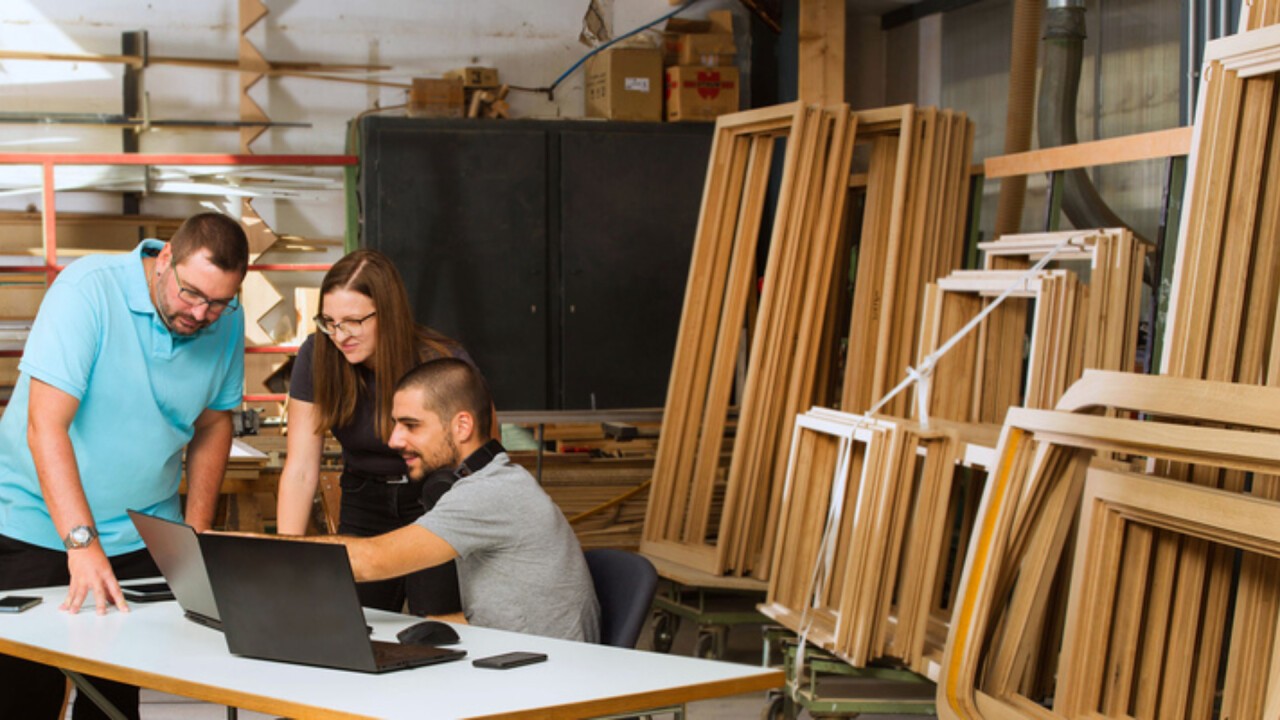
top-left (313, 524), bottom-right (459, 582)
top-left (28, 378), bottom-right (125, 615)
top-left (274, 397), bottom-right (325, 535)
top-left (184, 408), bottom-right (233, 532)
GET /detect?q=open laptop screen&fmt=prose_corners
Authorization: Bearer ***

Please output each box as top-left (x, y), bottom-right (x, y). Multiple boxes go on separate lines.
top-left (200, 534), bottom-right (463, 673)
top-left (126, 510), bottom-right (221, 628)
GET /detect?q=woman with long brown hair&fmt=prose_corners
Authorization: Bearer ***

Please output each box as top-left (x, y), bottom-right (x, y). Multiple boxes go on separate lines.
top-left (276, 249), bottom-right (469, 615)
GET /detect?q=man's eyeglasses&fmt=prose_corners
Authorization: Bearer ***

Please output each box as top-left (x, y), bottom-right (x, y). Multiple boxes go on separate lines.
top-left (314, 311), bottom-right (377, 337)
top-left (172, 264), bottom-right (240, 314)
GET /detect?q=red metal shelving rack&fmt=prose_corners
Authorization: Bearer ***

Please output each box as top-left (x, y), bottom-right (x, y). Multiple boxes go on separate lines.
top-left (0, 152), bottom-right (357, 403)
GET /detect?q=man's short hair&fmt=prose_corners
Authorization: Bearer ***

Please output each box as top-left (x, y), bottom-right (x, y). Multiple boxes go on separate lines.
top-left (169, 213), bottom-right (249, 275)
top-left (396, 358), bottom-right (494, 440)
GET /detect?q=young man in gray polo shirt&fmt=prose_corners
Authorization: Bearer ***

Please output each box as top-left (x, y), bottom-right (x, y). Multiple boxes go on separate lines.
top-left (318, 358), bottom-right (599, 642)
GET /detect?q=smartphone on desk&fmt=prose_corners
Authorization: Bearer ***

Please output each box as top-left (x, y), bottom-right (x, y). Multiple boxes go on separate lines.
top-left (472, 651), bottom-right (548, 670)
top-left (0, 595), bottom-right (42, 613)
top-left (120, 582), bottom-right (175, 603)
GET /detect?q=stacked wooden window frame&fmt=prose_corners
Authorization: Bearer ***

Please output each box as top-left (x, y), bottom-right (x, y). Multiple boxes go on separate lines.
top-left (643, 102), bottom-right (860, 576)
top-left (1057, 466), bottom-right (1280, 719)
top-left (840, 108), bottom-right (976, 421)
top-left (917, 228), bottom-right (1147, 426)
top-left (758, 408), bottom-right (963, 667)
top-left (1152, 15), bottom-right (1280, 716)
top-left (643, 102), bottom-right (976, 581)
top-left (938, 372), bottom-right (1280, 719)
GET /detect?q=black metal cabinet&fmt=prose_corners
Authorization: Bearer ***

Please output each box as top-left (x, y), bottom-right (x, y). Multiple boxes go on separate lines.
top-left (360, 117), bottom-right (713, 410)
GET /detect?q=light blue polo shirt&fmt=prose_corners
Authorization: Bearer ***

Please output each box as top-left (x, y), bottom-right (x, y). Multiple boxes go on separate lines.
top-left (0, 239), bottom-right (244, 555)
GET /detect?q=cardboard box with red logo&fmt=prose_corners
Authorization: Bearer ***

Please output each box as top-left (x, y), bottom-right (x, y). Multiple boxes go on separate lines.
top-left (584, 47), bottom-right (664, 122)
top-left (664, 65), bottom-right (739, 122)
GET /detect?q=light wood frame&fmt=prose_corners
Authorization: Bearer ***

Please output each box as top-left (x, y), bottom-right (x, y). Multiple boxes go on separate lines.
top-left (938, 391), bottom-right (1280, 719)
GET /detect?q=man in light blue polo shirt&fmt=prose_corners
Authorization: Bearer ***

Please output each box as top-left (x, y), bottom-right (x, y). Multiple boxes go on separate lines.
top-left (0, 212), bottom-right (248, 720)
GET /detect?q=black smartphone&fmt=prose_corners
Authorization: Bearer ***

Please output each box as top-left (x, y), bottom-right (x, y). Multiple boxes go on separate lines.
top-left (120, 582), bottom-right (175, 603)
top-left (0, 595), bottom-right (42, 613)
top-left (471, 651), bottom-right (548, 670)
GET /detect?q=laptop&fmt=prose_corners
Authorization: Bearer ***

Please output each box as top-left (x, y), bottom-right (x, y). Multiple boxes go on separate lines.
top-left (199, 534), bottom-right (467, 673)
top-left (127, 510), bottom-right (222, 630)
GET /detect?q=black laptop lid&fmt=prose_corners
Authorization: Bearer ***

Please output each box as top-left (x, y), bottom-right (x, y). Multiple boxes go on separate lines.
top-left (200, 534), bottom-right (380, 672)
top-left (127, 510), bottom-right (220, 624)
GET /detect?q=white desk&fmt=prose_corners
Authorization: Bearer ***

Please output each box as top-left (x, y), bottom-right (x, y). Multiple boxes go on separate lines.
top-left (0, 584), bottom-right (782, 719)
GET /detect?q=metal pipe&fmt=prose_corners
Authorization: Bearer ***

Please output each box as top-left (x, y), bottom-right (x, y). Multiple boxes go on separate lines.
top-left (1186, 0), bottom-right (1198, 124)
top-left (1037, 0), bottom-right (1136, 236)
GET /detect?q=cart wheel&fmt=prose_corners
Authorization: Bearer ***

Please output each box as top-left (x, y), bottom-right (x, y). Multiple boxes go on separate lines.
top-left (695, 625), bottom-right (729, 659)
top-left (694, 631), bottom-right (715, 658)
top-left (760, 692), bottom-right (796, 720)
top-left (651, 611), bottom-right (679, 654)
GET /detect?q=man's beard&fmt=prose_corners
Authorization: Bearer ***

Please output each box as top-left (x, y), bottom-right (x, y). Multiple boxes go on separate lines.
top-left (407, 432), bottom-right (462, 480)
top-left (155, 288), bottom-right (210, 336)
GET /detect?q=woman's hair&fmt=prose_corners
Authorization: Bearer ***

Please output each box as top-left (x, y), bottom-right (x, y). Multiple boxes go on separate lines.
top-left (311, 249), bottom-right (459, 440)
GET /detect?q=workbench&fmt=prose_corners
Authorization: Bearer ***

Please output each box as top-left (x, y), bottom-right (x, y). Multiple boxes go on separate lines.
top-left (0, 583), bottom-right (783, 720)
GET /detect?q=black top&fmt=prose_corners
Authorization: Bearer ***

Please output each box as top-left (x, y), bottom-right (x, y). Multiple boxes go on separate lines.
top-left (290, 334), bottom-right (470, 476)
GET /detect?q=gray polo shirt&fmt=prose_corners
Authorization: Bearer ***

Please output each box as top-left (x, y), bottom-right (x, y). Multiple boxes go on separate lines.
top-left (416, 452), bottom-right (600, 643)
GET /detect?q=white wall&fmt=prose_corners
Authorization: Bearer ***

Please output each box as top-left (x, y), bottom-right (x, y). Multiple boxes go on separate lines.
top-left (0, 0), bottom-right (747, 355)
top-left (0, 1), bottom-right (746, 219)
top-left (1, 1), bottom-right (729, 152)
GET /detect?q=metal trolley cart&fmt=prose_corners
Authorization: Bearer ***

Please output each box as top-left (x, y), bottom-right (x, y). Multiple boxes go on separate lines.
top-left (642, 554), bottom-right (770, 660)
top-left (760, 627), bottom-right (936, 720)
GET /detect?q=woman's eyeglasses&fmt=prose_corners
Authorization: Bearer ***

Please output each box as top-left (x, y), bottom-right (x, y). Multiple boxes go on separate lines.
top-left (314, 311), bottom-right (377, 337)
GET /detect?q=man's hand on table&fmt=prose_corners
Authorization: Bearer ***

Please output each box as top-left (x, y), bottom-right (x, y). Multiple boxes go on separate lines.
top-left (63, 546), bottom-right (128, 615)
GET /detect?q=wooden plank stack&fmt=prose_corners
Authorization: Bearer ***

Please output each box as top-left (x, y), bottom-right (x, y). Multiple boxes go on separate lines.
top-left (533, 457), bottom-right (652, 551)
top-left (643, 102), bottom-right (975, 581)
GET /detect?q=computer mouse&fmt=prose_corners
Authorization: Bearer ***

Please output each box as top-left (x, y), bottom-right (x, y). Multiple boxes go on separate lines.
top-left (396, 620), bottom-right (461, 646)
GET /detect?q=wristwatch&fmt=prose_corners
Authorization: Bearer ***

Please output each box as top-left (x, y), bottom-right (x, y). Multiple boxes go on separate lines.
top-left (63, 524), bottom-right (98, 550)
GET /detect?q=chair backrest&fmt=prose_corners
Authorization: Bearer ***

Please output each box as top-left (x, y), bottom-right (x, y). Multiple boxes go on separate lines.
top-left (584, 549), bottom-right (658, 648)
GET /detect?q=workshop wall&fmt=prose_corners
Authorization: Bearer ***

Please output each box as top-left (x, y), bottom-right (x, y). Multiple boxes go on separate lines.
top-left (0, 0), bottom-right (747, 222)
top-left (0, 0), bottom-right (750, 363)
top-left (937, 0), bottom-right (1182, 242)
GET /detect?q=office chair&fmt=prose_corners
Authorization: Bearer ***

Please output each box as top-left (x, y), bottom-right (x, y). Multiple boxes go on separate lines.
top-left (584, 549), bottom-right (658, 648)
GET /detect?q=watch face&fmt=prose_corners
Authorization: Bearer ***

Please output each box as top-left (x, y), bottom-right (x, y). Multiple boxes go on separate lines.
top-left (66, 525), bottom-right (96, 548)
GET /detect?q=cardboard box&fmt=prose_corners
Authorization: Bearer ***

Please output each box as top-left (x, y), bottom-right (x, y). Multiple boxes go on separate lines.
top-left (445, 66), bottom-right (500, 89)
top-left (584, 48), bottom-right (663, 122)
top-left (706, 10), bottom-right (734, 34)
top-left (409, 78), bottom-right (465, 118)
top-left (665, 65), bottom-right (739, 122)
top-left (676, 32), bottom-right (736, 67)
top-left (663, 10), bottom-right (736, 67)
